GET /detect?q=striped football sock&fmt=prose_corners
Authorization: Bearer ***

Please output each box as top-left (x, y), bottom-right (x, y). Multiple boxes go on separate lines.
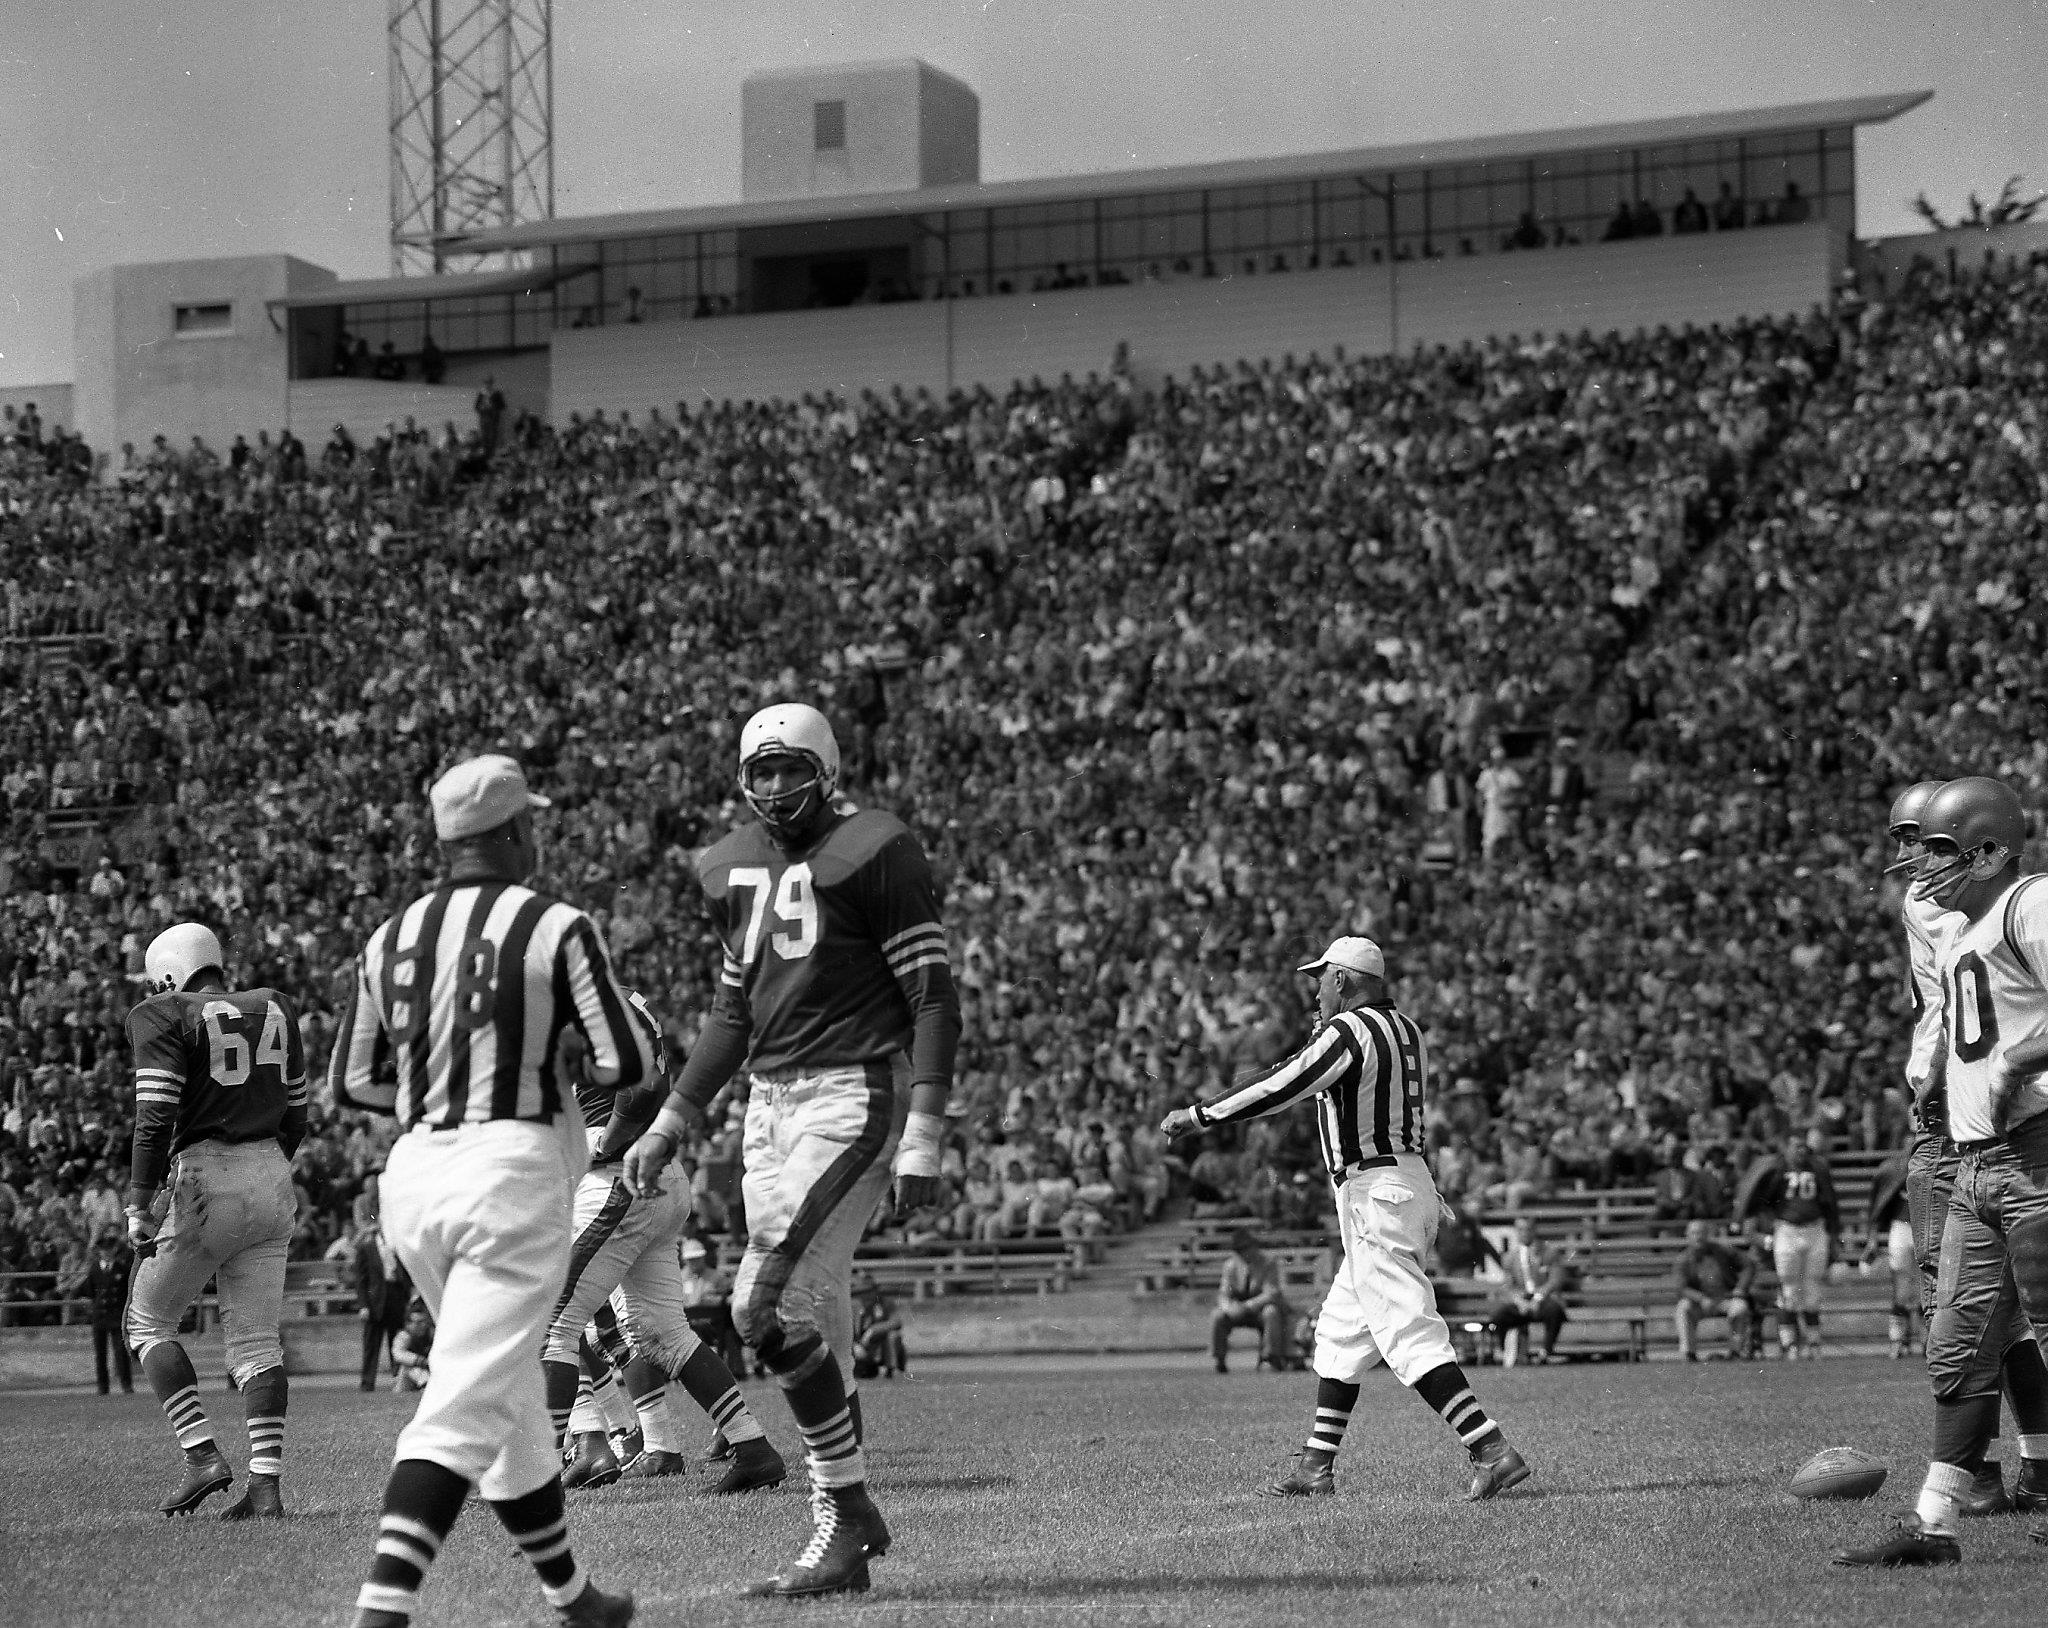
top-left (542, 1358), bottom-right (581, 1455)
top-left (491, 1478), bottom-right (587, 1609)
top-left (1411, 1361), bottom-right (1503, 1453)
top-left (767, 1335), bottom-right (864, 1488)
top-left (673, 1343), bottom-right (765, 1445)
top-left (1305, 1376), bottom-right (1360, 1462)
top-left (354, 1458), bottom-right (470, 1624)
top-left (141, 1342), bottom-right (217, 1454)
top-left (593, 1368), bottom-right (637, 1436)
top-left (242, 1366), bottom-right (288, 1479)
top-left (622, 1357), bottom-right (679, 1454)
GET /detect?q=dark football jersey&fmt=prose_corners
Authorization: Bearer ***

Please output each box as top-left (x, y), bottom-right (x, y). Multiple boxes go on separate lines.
top-left (578, 989), bottom-right (669, 1160)
top-left (687, 808), bottom-right (960, 1080)
top-left (128, 987), bottom-right (308, 1197)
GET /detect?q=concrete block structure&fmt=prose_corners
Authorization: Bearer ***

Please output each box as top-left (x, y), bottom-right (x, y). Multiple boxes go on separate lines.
top-left (741, 58), bottom-right (979, 203)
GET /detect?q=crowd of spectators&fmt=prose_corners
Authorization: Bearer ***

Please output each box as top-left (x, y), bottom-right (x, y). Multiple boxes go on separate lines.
top-left (4, 242), bottom-right (2046, 1325)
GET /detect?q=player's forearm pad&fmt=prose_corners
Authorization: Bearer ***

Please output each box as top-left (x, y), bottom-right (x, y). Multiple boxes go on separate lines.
top-left (894, 1110), bottom-right (945, 1179)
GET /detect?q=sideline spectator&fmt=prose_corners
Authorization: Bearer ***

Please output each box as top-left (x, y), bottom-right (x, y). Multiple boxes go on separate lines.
top-left (1210, 1227), bottom-right (1293, 1373)
top-left (1673, 1219), bottom-right (1756, 1362)
top-left (1486, 1216), bottom-right (1571, 1365)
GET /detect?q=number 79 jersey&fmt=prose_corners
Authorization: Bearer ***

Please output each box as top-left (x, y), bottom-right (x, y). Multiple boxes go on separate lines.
top-left (694, 808), bottom-right (957, 1075)
top-left (128, 987), bottom-right (307, 1156)
top-left (1936, 874), bottom-right (2048, 1143)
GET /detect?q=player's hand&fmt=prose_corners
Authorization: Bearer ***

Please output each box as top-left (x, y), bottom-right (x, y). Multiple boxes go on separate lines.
top-left (558, 1026), bottom-right (596, 1087)
top-left (892, 1172), bottom-right (941, 1217)
top-left (125, 1206), bottom-right (159, 1255)
top-left (1160, 1107), bottom-right (1202, 1145)
top-left (623, 1130), bottom-right (678, 1199)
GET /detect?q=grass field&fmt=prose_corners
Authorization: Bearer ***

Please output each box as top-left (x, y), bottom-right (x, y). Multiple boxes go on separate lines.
top-left (3, 1355), bottom-right (2045, 1627)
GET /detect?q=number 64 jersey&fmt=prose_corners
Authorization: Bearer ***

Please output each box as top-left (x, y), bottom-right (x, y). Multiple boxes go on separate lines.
top-left (1936, 873), bottom-right (2048, 1144)
top-left (127, 988), bottom-right (308, 1197)
top-left (692, 808), bottom-right (958, 1077)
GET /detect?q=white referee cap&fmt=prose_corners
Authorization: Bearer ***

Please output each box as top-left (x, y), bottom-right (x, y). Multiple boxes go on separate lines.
top-left (1297, 936), bottom-right (1385, 979)
top-left (430, 753), bottom-right (550, 842)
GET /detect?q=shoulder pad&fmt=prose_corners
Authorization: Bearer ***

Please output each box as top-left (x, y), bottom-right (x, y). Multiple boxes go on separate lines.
top-left (696, 823), bottom-right (774, 882)
top-left (2004, 874), bottom-right (2048, 976)
top-left (807, 810), bottom-right (915, 885)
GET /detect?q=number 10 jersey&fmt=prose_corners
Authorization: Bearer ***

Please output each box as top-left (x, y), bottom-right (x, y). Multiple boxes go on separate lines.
top-left (1936, 873), bottom-right (2048, 1143)
top-left (693, 809), bottom-right (957, 1077)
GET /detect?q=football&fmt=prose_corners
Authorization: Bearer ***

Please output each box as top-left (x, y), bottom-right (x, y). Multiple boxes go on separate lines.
top-left (1789, 1447), bottom-right (1888, 1501)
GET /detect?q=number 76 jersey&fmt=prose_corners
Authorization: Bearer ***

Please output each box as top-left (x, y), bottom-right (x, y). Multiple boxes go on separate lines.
top-left (694, 808), bottom-right (957, 1075)
top-left (1936, 873), bottom-right (2048, 1143)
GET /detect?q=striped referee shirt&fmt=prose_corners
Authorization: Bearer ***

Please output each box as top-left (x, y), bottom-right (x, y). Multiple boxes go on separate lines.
top-left (328, 879), bottom-right (653, 1129)
top-left (1195, 1004), bottom-right (1429, 1179)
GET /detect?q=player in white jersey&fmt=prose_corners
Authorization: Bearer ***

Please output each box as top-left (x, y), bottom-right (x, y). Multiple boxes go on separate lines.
top-left (1840, 777), bottom-right (2048, 1567)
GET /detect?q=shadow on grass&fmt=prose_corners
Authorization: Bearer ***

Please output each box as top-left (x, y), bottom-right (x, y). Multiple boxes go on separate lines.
top-left (1516, 1472), bottom-right (1774, 1499)
top-left (886, 1569), bottom-right (1451, 1601)
top-left (882, 1473), bottom-right (1018, 1492)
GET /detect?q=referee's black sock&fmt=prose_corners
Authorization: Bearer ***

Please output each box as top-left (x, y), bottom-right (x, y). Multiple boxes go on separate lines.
top-left (1304, 1377), bottom-right (1360, 1463)
top-left (353, 1457), bottom-right (470, 1626)
top-left (492, 1476), bottom-right (590, 1610)
top-left (1412, 1361), bottom-right (1503, 1454)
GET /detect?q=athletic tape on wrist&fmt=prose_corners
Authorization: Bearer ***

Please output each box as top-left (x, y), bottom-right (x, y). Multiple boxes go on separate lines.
top-left (894, 1110), bottom-right (945, 1180)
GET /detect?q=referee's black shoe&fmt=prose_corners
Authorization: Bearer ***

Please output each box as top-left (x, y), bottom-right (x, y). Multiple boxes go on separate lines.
top-left (1464, 1438), bottom-right (1531, 1501)
top-left (160, 1448), bottom-right (234, 1516)
top-left (1262, 1451), bottom-right (1336, 1497)
top-left (1834, 1515), bottom-right (1960, 1567)
top-left (557, 1581), bottom-right (636, 1626)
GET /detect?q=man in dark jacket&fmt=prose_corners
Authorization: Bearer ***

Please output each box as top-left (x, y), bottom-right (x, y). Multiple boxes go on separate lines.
top-left (352, 1222), bottom-right (410, 1392)
top-left (1673, 1220), bottom-right (1756, 1361)
top-left (80, 1226), bottom-right (135, 1393)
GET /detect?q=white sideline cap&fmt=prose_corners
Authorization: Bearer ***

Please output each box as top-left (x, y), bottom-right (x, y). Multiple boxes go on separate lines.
top-left (430, 754), bottom-right (549, 842)
top-left (1297, 936), bottom-right (1385, 979)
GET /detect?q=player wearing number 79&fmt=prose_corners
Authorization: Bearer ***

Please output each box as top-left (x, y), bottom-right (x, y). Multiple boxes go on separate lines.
top-left (625, 703), bottom-right (961, 1598)
top-left (124, 922), bottom-right (308, 1520)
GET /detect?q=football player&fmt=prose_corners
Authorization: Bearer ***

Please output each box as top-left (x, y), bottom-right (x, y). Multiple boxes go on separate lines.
top-left (626, 703), bottom-right (960, 1597)
top-left (541, 989), bottom-right (785, 1493)
top-left (124, 923), bottom-right (306, 1519)
top-left (1839, 777), bottom-right (2048, 1566)
top-left (1884, 779), bottom-right (2048, 1510)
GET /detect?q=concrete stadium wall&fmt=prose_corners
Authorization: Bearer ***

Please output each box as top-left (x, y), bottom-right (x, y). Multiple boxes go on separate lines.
top-left (552, 224), bottom-right (1836, 411)
top-left (1861, 219), bottom-right (2048, 291)
top-left (0, 383), bottom-right (73, 434)
top-left (288, 351), bottom-right (549, 444)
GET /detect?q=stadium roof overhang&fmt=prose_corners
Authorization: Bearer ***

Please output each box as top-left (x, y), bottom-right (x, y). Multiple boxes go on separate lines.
top-left (265, 264), bottom-right (580, 312)
top-left (439, 88), bottom-right (1932, 254)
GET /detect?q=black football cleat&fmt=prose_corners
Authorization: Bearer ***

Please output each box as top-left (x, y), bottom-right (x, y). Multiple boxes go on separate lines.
top-left (557, 1581), bottom-right (635, 1627)
top-left (160, 1450), bottom-right (234, 1516)
top-left (608, 1428), bottom-right (644, 1465)
top-left (220, 1474), bottom-right (284, 1521)
top-left (2015, 1457), bottom-right (2048, 1513)
top-left (709, 1436), bottom-right (787, 1495)
top-left (701, 1430), bottom-right (735, 1464)
top-left (1465, 1439), bottom-right (1531, 1502)
top-left (619, 1449), bottom-right (686, 1480)
top-left (1960, 1462), bottom-right (2011, 1517)
top-left (743, 1485), bottom-right (890, 1598)
top-left (1261, 1451), bottom-right (1336, 1497)
top-left (1834, 1515), bottom-right (1961, 1567)
top-left (562, 1433), bottom-right (622, 1491)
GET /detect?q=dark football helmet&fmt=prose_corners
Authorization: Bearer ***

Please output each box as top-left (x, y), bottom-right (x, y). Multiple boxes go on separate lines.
top-left (1912, 776), bottom-right (2028, 905)
top-left (1884, 779), bottom-right (1947, 874)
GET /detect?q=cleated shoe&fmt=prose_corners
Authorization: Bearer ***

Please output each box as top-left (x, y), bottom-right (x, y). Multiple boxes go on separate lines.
top-left (743, 1485), bottom-right (890, 1598)
top-left (710, 1436), bottom-right (788, 1495)
top-left (1834, 1515), bottom-right (1961, 1567)
top-left (701, 1430), bottom-right (735, 1464)
top-left (1960, 1463), bottom-right (2011, 1517)
top-left (1465, 1440), bottom-right (1531, 1502)
top-left (161, 1450), bottom-right (234, 1516)
top-left (220, 1474), bottom-right (284, 1521)
top-left (1261, 1451), bottom-right (1336, 1498)
top-left (557, 1581), bottom-right (635, 1627)
top-left (619, 1449), bottom-right (686, 1481)
top-left (608, 1428), bottom-right (644, 1466)
top-left (2015, 1458), bottom-right (2048, 1513)
top-left (562, 1433), bottom-right (623, 1491)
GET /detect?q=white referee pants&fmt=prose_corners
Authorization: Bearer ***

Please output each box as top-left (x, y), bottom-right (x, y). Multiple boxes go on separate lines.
top-left (542, 1169), bottom-right (700, 1374)
top-left (1312, 1156), bottom-right (1460, 1387)
top-left (380, 1118), bottom-right (583, 1501)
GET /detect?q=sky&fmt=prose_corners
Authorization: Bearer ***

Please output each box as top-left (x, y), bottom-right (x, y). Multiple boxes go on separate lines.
top-left (2, 0), bottom-right (2043, 387)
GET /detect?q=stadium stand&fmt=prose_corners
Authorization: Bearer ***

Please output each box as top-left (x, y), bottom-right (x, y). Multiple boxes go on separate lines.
top-left (3, 240), bottom-right (2045, 1336)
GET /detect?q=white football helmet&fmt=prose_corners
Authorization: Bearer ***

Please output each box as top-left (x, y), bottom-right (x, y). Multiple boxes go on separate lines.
top-left (738, 703), bottom-right (840, 837)
top-left (145, 923), bottom-right (225, 996)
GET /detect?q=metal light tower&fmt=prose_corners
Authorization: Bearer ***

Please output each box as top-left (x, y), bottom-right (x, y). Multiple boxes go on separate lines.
top-left (389, 0), bottom-right (554, 275)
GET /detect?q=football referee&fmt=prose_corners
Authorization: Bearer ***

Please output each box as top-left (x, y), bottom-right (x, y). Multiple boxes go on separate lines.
top-left (330, 754), bottom-right (650, 1628)
top-left (1162, 936), bottom-right (1530, 1501)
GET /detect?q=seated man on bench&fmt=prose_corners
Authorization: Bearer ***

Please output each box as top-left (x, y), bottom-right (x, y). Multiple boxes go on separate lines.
top-left (1211, 1228), bottom-right (1294, 1373)
top-left (1673, 1219), bottom-right (1755, 1361)
top-left (1486, 1216), bottom-right (1570, 1365)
